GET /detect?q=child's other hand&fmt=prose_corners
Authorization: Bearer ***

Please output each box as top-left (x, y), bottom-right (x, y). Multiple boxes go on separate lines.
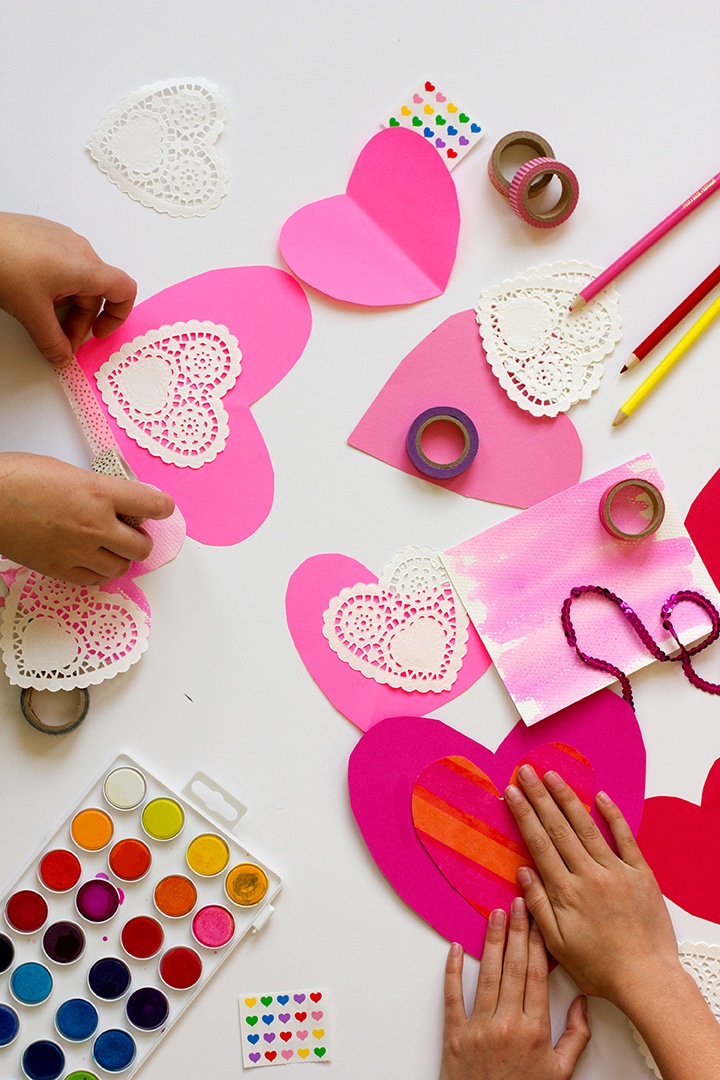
top-left (0, 212), bottom-right (136, 366)
top-left (0, 452), bottom-right (174, 584)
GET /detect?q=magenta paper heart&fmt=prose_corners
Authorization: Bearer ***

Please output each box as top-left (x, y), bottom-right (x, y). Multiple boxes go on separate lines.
top-left (279, 127), bottom-right (460, 306)
top-left (348, 310), bottom-right (582, 509)
top-left (686, 467), bottom-right (720, 591)
top-left (286, 553), bottom-right (491, 730)
top-left (413, 745), bottom-right (594, 917)
top-left (77, 267), bottom-right (312, 545)
top-left (637, 757), bottom-right (720, 923)
top-left (348, 688), bottom-right (645, 957)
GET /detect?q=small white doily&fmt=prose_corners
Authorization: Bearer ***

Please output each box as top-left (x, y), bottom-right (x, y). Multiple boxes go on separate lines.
top-left (96, 320), bottom-right (242, 468)
top-left (631, 941), bottom-right (720, 1077)
top-left (88, 78), bottom-right (229, 217)
top-left (476, 261), bottom-right (622, 416)
top-left (0, 569), bottom-right (150, 690)
top-left (322, 545), bottom-right (469, 693)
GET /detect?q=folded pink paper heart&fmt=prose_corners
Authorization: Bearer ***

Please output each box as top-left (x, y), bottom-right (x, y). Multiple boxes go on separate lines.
top-left (348, 310), bottom-right (582, 508)
top-left (637, 757), bottom-right (720, 924)
top-left (348, 688), bottom-right (645, 957)
top-left (279, 127), bottom-right (460, 306)
top-left (286, 553), bottom-right (491, 730)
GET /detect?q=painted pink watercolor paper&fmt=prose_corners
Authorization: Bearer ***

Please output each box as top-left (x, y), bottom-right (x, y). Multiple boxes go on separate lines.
top-left (77, 268), bottom-right (312, 545)
top-left (686, 467), bottom-right (720, 592)
top-left (348, 688), bottom-right (645, 957)
top-left (286, 553), bottom-right (491, 731)
top-left (442, 455), bottom-right (720, 724)
top-left (279, 127), bottom-right (460, 306)
top-left (348, 310), bottom-right (582, 508)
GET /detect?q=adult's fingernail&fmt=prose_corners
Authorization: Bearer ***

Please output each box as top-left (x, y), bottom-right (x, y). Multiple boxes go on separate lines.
top-left (504, 784), bottom-right (521, 803)
top-left (511, 896), bottom-right (527, 918)
top-left (449, 941), bottom-right (462, 959)
top-left (517, 867), bottom-right (533, 887)
top-left (489, 909), bottom-right (506, 928)
top-left (544, 769), bottom-right (563, 790)
top-left (518, 764), bottom-right (537, 784)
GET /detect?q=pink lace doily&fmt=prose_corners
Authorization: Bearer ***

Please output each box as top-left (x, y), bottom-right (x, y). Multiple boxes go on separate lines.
top-left (476, 261), bottom-right (622, 416)
top-left (96, 320), bottom-right (242, 469)
top-left (322, 545), bottom-right (469, 693)
top-left (88, 78), bottom-right (229, 217)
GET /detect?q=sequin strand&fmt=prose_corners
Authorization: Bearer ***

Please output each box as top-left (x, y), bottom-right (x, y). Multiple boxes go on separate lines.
top-left (561, 586), bottom-right (720, 709)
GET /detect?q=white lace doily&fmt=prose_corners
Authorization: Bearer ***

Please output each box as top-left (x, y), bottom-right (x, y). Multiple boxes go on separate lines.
top-left (96, 320), bottom-right (242, 468)
top-left (88, 78), bottom-right (229, 217)
top-left (322, 545), bottom-right (469, 693)
top-left (631, 941), bottom-right (720, 1077)
top-left (475, 261), bottom-right (622, 416)
top-left (0, 569), bottom-right (150, 690)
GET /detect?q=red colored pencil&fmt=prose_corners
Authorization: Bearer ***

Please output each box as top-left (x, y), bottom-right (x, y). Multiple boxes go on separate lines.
top-left (622, 262), bottom-right (720, 371)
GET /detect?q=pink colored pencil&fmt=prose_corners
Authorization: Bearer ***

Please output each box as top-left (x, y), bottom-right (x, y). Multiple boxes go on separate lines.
top-left (622, 261), bottom-right (720, 371)
top-left (570, 170), bottom-right (720, 311)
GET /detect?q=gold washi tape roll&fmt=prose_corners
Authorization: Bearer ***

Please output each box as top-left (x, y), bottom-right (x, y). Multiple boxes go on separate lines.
top-left (509, 157), bottom-right (580, 228)
top-left (599, 479), bottom-right (666, 540)
top-left (488, 130), bottom-right (555, 198)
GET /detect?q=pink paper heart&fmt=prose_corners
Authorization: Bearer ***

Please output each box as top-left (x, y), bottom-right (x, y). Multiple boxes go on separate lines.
top-left (348, 688), bottom-right (645, 956)
top-left (77, 268), bottom-right (312, 545)
top-left (279, 127), bottom-right (460, 306)
top-left (412, 746), bottom-right (594, 917)
top-left (286, 553), bottom-right (491, 730)
top-left (348, 310), bottom-right (582, 509)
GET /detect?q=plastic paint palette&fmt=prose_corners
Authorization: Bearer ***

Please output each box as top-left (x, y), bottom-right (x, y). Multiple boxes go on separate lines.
top-left (0, 755), bottom-right (281, 1079)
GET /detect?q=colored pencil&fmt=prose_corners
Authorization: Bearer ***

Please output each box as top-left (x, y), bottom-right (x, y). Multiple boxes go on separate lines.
top-left (570, 170), bottom-right (720, 312)
top-left (612, 292), bottom-right (720, 425)
top-left (622, 262), bottom-right (720, 371)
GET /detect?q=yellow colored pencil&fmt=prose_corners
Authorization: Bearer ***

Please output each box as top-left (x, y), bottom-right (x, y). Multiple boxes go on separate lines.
top-left (612, 292), bottom-right (720, 425)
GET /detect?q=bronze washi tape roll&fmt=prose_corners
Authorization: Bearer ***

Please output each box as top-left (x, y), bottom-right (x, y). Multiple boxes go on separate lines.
top-left (488, 130), bottom-right (555, 198)
top-left (21, 686), bottom-right (90, 735)
top-left (599, 479), bottom-right (666, 540)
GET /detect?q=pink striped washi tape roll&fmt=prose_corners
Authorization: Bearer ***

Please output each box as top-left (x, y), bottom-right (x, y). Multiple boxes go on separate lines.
top-left (487, 130), bottom-right (555, 198)
top-left (509, 157), bottom-right (579, 228)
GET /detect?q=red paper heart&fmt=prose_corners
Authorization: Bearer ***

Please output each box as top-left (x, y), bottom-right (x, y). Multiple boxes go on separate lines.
top-left (413, 745), bottom-right (594, 917)
top-left (286, 553), bottom-right (491, 730)
top-left (349, 689), bottom-right (645, 957)
top-left (685, 467), bottom-right (720, 591)
top-left (637, 757), bottom-right (720, 923)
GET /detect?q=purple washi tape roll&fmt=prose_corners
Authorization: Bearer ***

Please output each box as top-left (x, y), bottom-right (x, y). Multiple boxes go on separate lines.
top-left (406, 406), bottom-right (479, 479)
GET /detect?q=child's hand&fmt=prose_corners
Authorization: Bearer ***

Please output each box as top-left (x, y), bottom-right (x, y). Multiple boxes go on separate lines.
top-left (0, 212), bottom-right (136, 366)
top-left (439, 899), bottom-right (590, 1080)
top-left (505, 767), bottom-right (681, 1010)
top-left (0, 452), bottom-right (174, 584)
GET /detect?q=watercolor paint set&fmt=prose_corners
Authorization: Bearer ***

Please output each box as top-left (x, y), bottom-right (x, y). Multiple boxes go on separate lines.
top-left (0, 754), bottom-right (281, 1080)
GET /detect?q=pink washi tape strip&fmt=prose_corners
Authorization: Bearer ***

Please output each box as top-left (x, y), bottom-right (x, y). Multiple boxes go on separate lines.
top-left (509, 157), bottom-right (579, 228)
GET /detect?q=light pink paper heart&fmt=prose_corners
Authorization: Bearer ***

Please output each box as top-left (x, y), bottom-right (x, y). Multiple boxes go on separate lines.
top-left (412, 745), bottom-right (594, 917)
top-left (348, 310), bottom-right (582, 509)
top-left (349, 689), bottom-right (645, 957)
top-left (287, 553), bottom-right (491, 730)
top-left (0, 568), bottom-right (150, 690)
top-left (77, 268), bottom-right (312, 545)
top-left (279, 127), bottom-right (460, 306)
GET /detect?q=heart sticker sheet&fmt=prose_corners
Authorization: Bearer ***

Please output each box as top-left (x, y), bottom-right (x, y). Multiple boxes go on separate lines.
top-left (382, 79), bottom-right (483, 168)
top-left (238, 990), bottom-right (330, 1067)
top-left (279, 126), bottom-right (460, 306)
top-left (348, 688), bottom-right (645, 957)
top-left (442, 454), bottom-right (720, 724)
top-left (77, 268), bottom-right (312, 546)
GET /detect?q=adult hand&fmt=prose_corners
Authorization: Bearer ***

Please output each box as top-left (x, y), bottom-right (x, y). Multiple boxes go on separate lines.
top-left (0, 452), bottom-right (174, 585)
top-left (0, 212), bottom-right (136, 366)
top-left (504, 767), bottom-right (680, 1009)
top-left (439, 898), bottom-right (590, 1080)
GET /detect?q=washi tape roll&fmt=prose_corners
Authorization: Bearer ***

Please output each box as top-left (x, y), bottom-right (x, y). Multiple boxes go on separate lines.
top-left (509, 157), bottom-right (579, 228)
top-left (406, 407), bottom-right (479, 479)
top-left (599, 479), bottom-right (666, 540)
top-left (488, 130), bottom-right (555, 198)
top-left (20, 687), bottom-right (90, 735)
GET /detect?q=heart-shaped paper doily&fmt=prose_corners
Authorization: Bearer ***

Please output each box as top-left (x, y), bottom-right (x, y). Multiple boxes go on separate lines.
top-left (279, 127), bottom-right (460, 306)
top-left (348, 309), bottom-right (582, 508)
top-left (88, 78), bottom-right (228, 217)
top-left (77, 268), bottom-right (312, 545)
top-left (348, 688), bottom-right (645, 956)
top-left (412, 745), bottom-right (594, 916)
top-left (685, 467), bottom-right (720, 592)
top-left (476, 262), bottom-right (622, 416)
top-left (288, 552), bottom-right (491, 730)
top-left (322, 546), bottom-right (468, 693)
top-left (96, 321), bottom-right (241, 469)
top-left (0, 569), bottom-right (150, 690)
top-left (637, 757), bottom-right (720, 923)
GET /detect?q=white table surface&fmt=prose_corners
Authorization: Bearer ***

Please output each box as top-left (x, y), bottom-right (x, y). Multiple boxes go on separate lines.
top-left (2, 2), bottom-right (720, 1076)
